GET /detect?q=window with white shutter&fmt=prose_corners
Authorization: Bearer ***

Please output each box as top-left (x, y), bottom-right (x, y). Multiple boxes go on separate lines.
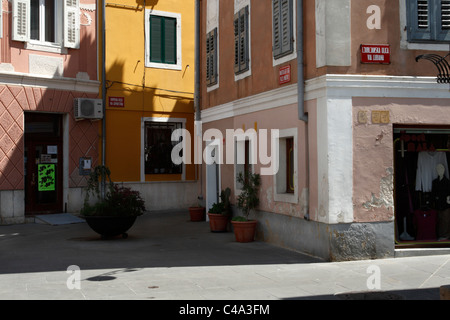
top-left (206, 28), bottom-right (218, 86)
top-left (234, 6), bottom-right (249, 75)
top-left (12, 0), bottom-right (80, 50)
top-left (407, 0), bottom-right (450, 42)
top-left (273, 0), bottom-right (293, 59)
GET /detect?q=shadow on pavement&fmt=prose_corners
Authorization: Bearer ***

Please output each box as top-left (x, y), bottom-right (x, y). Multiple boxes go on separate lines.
top-left (0, 210), bottom-right (321, 275)
top-left (287, 287), bottom-right (441, 300)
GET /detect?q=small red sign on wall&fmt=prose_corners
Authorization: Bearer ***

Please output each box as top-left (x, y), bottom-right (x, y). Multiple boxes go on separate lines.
top-left (360, 44), bottom-right (390, 64)
top-left (109, 97), bottom-right (125, 107)
top-left (279, 65), bottom-right (291, 84)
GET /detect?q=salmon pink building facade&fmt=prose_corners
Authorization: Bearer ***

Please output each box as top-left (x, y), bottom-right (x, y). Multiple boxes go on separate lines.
top-left (200, 0), bottom-right (450, 261)
top-left (0, 0), bottom-right (100, 223)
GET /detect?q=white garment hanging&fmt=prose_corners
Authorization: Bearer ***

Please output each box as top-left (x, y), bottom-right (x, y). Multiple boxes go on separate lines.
top-left (415, 151), bottom-right (450, 192)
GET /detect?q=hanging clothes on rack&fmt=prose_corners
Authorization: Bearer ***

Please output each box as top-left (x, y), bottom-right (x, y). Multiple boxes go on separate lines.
top-left (415, 152), bottom-right (449, 192)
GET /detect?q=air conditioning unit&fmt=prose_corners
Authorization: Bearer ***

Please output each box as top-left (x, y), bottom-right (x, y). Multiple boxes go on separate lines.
top-left (74, 98), bottom-right (103, 120)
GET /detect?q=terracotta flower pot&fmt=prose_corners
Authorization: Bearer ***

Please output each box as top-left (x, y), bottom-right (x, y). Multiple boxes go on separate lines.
top-left (189, 207), bottom-right (206, 221)
top-left (208, 213), bottom-right (230, 232)
top-left (231, 220), bottom-right (257, 242)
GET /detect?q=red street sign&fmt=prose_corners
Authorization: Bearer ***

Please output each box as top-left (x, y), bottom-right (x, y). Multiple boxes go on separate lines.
top-left (109, 97), bottom-right (125, 107)
top-left (360, 44), bottom-right (390, 64)
top-left (279, 65), bottom-right (291, 84)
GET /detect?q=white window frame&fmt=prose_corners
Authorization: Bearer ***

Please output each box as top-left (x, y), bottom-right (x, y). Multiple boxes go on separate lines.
top-left (140, 117), bottom-right (186, 182)
top-left (273, 128), bottom-right (298, 204)
top-left (399, 0), bottom-right (450, 51)
top-left (145, 9), bottom-right (182, 71)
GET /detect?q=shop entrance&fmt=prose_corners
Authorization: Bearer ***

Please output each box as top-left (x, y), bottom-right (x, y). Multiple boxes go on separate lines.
top-left (394, 125), bottom-right (450, 248)
top-left (24, 113), bottom-right (63, 215)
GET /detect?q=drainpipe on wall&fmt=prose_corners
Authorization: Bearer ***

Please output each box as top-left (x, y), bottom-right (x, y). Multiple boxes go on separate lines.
top-left (101, 0), bottom-right (107, 199)
top-left (195, 0), bottom-right (204, 203)
top-left (297, 0), bottom-right (310, 220)
top-left (297, 0), bottom-right (307, 123)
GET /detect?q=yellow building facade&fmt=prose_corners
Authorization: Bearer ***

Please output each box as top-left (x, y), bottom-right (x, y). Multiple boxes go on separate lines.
top-left (101, 0), bottom-right (198, 210)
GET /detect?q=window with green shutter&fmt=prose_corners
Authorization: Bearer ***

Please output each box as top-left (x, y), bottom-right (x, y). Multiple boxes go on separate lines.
top-left (150, 15), bottom-right (177, 64)
top-left (407, 0), bottom-right (450, 42)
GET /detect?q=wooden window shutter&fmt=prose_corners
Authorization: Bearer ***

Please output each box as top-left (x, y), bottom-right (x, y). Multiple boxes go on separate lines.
top-left (280, 0), bottom-right (293, 55)
top-left (417, 0), bottom-right (430, 29)
top-left (150, 15), bottom-right (163, 63)
top-left (437, 0), bottom-right (450, 40)
top-left (273, 0), bottom-right (281, 57)
top-left (64, 0), bottom-right (80, 49)
top-left (210, 28), bottom-right (218, 85)
top-left (273, 0), bottom-right (293, 59)
top-left (238, 6), bottom-right (249, 73)
top-left (442, 0), bottom-right (450, 29)
top-left (206, 28), bottom-right (218, 86)
top-left (206, 31), bottom-right (211, 84)
top-left (407, 0), bottom-right (431, 41)
top-left (234, 12), bottom-right (240, 73)
top-left (408, 0), bottom-right (450, 42)
top-left (234, 7), bottom-right (249, 74)
top-left (164, 17), bottom-right (177, 64)
top-left (12, 0), bottom-right (30, 42)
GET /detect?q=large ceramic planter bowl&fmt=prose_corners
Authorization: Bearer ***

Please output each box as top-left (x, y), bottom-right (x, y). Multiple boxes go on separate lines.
top-left (231, 220), bottom-right (257, 242)
top-left (83, 215), bottom-right (138, 239)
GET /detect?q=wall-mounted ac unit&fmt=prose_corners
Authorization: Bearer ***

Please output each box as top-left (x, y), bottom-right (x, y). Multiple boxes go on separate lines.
top-left (74, 98), bottom-right (103, 120)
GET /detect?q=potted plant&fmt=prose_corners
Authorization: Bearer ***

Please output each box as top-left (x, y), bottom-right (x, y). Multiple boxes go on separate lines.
top-left (188, 196), bottom-right (206, 222)
top-left (80, 165), bottom-right (146, 239)
top-left (231, 170), bottom-right (261, 242)
top-left (208, 188), bottom-right (231, 232)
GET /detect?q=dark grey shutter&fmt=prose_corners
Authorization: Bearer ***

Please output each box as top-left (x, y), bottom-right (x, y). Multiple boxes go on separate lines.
top-left (206, 31), bottom-right (211, 85)
top-left (234, 12), bottom-right (240, 73)
top-left (206, 28), bottom-right (218, 86)
top-left (417, 0), bottom-right (430, 29)
top-left (210, 28), bottom-right (218, 85)
top-left (280, 0), bottom-right (293, 55)
top-left (273, 0), bottom-right (281, 57)
top-left (273, 0), bottom-right (293, 59)
top-left (408, 0), bottom-right (450, 42)
top-left (150, 15), bottom-right (163, 63)
top-left (437, 0), bottom-right (450, 40)
top-left (407, 0), bottom-right (431, 41)
top-left (442, 0), bottom-right (450, 29)
top-left (239, 6), bottom-right (249, 72)
top-left (234, 6), bottom-right (249, 75)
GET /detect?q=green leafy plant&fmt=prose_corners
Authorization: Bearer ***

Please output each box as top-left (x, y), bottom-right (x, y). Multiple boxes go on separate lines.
top-left (209, 187), bottom-right (232, 215)
top-left (81, 165), bottom-right (145, 217)
top-left (233, 170), bottom-right (261, 221)
top-left (209, 201), bottom-right (226, 214)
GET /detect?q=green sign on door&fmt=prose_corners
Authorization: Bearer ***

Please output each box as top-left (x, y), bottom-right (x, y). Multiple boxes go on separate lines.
top-left (38, 164), bottom-right (56, 191)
